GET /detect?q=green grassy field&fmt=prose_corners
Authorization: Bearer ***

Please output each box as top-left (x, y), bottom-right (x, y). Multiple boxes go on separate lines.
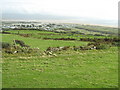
top-left (2, 29), bottom-right (118, 88)
top-left (6, 30), bottom-right (114, 40)
top-left (2, 34), bottom-right (88, 51)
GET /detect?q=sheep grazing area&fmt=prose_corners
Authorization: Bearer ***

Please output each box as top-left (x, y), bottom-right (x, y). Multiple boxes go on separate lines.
top-left (1, 26), bottom-right (118, 88)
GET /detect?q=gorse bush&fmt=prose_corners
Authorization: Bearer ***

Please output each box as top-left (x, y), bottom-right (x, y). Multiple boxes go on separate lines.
top-left (95, 43), bottom-right (110, 50)
top-left (14, 40), bottom-right (30, 47)
top-left (112, 42), bottom-right (120, 46)
top-left (87, 42), bottom-right (110, 50)
top-left (1, 40), bottom-right (40, 54)
top-left (1, 42), bottom-right (11, 49)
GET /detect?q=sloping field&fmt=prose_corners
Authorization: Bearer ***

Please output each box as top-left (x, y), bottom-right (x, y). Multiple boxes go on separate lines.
top-left (2, 29), bottom-right (118, 88)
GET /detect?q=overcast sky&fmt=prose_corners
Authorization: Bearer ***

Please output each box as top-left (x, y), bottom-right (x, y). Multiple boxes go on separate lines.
top-left (1, 0), bottom-right (119, 20)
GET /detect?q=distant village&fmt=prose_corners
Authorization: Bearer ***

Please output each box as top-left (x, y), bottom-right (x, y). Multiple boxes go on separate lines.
top-left (2, 22), bottom-right (77, 31)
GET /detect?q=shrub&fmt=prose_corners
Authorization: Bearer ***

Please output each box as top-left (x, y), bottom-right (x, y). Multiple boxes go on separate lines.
top-left (112, 42), bottom-right (120, 46)
top-left (87, 42), bottom-right (110, 50)
top-left (13, 40), bottom-right (30, 47)
top-left (0, 42), bottom-right (11, 49)
top-left (96, 43), bottom-right (110, 50)
top-left (14, 40), bottom-right (25, 46)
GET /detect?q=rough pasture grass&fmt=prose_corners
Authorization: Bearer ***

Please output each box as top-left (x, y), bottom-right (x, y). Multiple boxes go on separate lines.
top-left (2, 47), bottom-right (118, 88)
